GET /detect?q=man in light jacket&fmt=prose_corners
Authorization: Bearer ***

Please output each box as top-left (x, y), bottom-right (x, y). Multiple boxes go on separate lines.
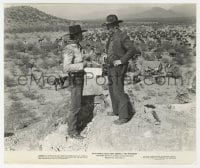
top-left (63, 25), bottom-right (88, 139)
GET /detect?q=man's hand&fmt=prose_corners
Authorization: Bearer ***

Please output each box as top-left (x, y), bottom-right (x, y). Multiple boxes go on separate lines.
top-left (113, 60), bottom-right (122, 66)
top-left (83, 61), bottom-right (93, 68)
top-left (86, 62), bottom-right (93, 67)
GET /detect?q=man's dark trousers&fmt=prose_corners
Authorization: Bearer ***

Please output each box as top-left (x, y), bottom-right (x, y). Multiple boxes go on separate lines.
top-left (108, 64), bottom-right (133, 120)
top-left (68, 73), bottom-right (84, 135)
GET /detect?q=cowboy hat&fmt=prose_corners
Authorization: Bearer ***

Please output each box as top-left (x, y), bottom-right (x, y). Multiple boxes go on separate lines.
top-left (68, 25), bottom-right (87, 35)
top-left (103, 14), bottom-right (123, 26)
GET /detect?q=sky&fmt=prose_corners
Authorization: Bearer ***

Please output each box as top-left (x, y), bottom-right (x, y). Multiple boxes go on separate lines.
top-left (4, 3), bottom-right (195, 20)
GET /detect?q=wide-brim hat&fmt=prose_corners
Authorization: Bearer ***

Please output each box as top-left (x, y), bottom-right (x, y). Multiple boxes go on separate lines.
top-left (68, 25), bottom-right (87, 35)
top-left (102, 14), bottom-right (123, 26)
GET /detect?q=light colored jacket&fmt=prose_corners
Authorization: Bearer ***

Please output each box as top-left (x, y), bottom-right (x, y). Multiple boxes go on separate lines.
top-left (63, 43), bottom-right (84, 73)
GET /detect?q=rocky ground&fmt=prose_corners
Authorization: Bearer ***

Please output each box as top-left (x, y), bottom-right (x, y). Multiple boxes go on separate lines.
top-left (4, 76), bottom-right (196, 152)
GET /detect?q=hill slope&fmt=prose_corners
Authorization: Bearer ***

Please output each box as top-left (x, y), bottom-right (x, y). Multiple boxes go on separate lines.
top-left (4, 6), bottom-right (74, 33)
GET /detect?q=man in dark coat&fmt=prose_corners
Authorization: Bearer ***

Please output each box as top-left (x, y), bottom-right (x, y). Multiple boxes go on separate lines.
top-left (103, 14), bottom-right (139, 125)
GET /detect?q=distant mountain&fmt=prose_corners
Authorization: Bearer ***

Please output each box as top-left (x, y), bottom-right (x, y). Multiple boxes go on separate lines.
top-left (4, 6), bottom-right (76, 33)
top-left (169, 4), bottom-right (196, 17)
top-left (134, 7), bottom-right (182, 18)
top-left (133, 6), bottom-right (196, 18)
top-left (4, 5), bottom-right (196, 32)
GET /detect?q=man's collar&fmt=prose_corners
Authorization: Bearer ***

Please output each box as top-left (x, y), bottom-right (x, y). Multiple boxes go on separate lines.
top-left (67, 39), bottom-right (77, 44)
top-left (109, 28), bottom-right (121, 38)
top-left (114, 28), bottom-right (121, 33)
top-left (67, 40), bottom-right (82, 50)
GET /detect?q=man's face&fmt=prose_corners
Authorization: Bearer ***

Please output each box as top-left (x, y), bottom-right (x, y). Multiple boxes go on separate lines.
top-left (72, 33), bottom-right (83, 41)
top-left (106, 24), bottom-right (115, 35)
top-left (77, 33), bottom-right (83, 41)
top-left (106, 23), bottom-right (119, 36)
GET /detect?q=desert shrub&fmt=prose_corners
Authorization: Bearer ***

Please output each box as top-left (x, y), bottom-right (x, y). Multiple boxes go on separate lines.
top-left (7, 102), bottom-right (27, 123)
top-left (15, 41), bottom-right (26, 52)
top-left (8, 102), bottom-right (26, 114)
top-left (4, 40), bottom-right (26, 52)
top-left (40, 60), bottom-right (49, 69)
top-left (19, 65), bottom-right (29, 75)
top-left (18, 55), bottom-right (32, 74)
top-left (31, 49), bottom-right (42, 57)
top-left (161, 57), bottom-right (170, 64)
top-left (147, 90), bottom-right (156, 97)
top-left (22, 89), bottom-right (40, 100)
top-left (41, 58), bottom-right (56, 69)
top-left (5, 23), bottom-right (69, 33)
top-left (26, 42), bottom-right (35, 51)
top-left (147, 40), bottom-right (157, 51)
top-left (41, 41), bottom-right (54, 52)
top-left (5, 34), bottom-right (10, 39)
top-left (9, 92), bottom-right (20, 101)
top-left (38, 95), bottom-right (46, 105)
top-left (173, 53), bottom-right (193, 66)
top-left (4, 42), bottom-right (16, 50)
top-left (166, 65), bottom-right (182, 78)
top-left (39, 53), bottom-right (58, 69)
top-left (8, 51), bottom-right (21, 60)
top-left (20, 54), bottom-right (30, 64)
top-left (14, 51), bottom-right (21, 59)
top-left (172, 44), bottom-right (192, 66)
top-left (143, 96), bottom-right (151, 100)
top-left (45, 36), bottom-right (50, 42)
top-left (175, 88), bottom-right (190, 104)
top-left (6, 101), bottom-right (38, 130)
top-left (134, 85), bottom-right (141, 91)
top-left (14, 34), bottom-right (19, 39)
top-left (47, 52), bottom-right (56, 58)
top-left (157, 40), bottom-right (172, 52)
top-left (4, 72), bottom-right (17, 87)
top-left (47, 52), bottom-right (60, 64)
top-left (9, 63), bottom-right (21, 76)
top-left (4, 50), bottom-right (16, 59)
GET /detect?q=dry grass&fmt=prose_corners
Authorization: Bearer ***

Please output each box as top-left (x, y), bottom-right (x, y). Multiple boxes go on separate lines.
top-left (21, 88), bottom-right (38, 99)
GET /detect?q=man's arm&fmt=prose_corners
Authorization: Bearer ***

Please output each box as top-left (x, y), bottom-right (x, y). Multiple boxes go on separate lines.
top-left (120, 33), bottom-right (139, 64)
top-left (63, 48), bottom-right (84, 73)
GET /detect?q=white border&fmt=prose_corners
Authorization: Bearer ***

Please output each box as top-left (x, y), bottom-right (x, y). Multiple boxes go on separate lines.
top-left (0, 1), bottom-right (4, 168)
top-left (0, 0), bottom-right (199, 168)
top-left (1, 0), bottom-right (199, 4)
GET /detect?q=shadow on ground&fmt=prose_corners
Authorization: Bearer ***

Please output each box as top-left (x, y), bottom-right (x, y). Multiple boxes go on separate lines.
top-left (77, 95), bottom-right (95, 133)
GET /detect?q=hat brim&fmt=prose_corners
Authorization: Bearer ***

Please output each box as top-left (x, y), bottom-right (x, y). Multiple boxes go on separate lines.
top-left (66, 30), bottom-right (87, 35)
top-left (71, 30), bottom-right (88, 35)
top-left (102, 20), bottom-right (123, 26)
top-left (81, 30), bottom-right (87, 33)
